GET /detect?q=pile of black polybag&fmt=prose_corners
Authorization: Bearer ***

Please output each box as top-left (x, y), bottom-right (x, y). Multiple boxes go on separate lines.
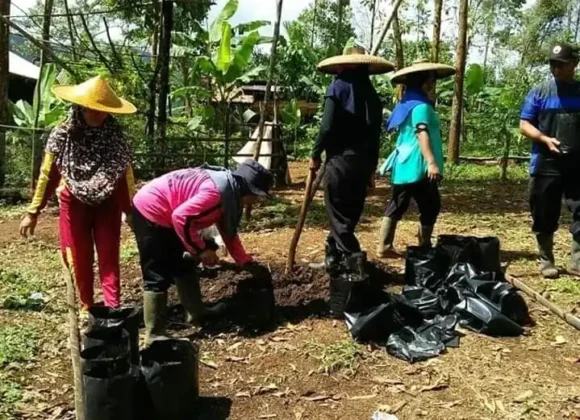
top-left (81, 306), bottom-right (199, 420)
top-left (332, 235), bottom-right (530, 363)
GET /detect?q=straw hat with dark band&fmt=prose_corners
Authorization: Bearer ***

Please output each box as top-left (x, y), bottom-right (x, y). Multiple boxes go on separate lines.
top-left (390, 59), bottom-right (456, 84)
top-left (317, 45), bottom-right (395, 75)
top-left (52, 75), bottom-right (137, 114)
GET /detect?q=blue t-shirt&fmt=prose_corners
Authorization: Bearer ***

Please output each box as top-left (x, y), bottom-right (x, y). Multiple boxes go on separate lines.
top-left (520, 79), bottom-right (580, 175)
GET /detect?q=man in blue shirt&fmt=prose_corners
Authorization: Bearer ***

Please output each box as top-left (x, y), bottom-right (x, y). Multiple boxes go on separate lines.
top-left (520, 42), bottom-right (580, 279)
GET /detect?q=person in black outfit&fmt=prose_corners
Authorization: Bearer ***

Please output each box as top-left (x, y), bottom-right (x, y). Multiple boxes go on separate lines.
top-left (311, 45), bottom-right (394, 273)
top-left (520, 42), bottom-right (580, 279)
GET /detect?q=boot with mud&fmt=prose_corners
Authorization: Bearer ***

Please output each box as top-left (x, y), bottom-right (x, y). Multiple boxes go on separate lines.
top-left (567, 236), bottom-right (580, 277)
top-left (536, 233), bottom-right (559, 279)
top-left (418, 225), bottom-right (434, 248)
top-left (144, 291), bottom-right (168, 346)
top-left (174, 276), bottom-right (228, 324)
top-left (376, 217), bottom-right (401, 258)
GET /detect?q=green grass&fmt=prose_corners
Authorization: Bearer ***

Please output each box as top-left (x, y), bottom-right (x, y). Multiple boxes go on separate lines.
top-left (304, 339), bottom-right (362, 376)
top-left (242, 196), bottom-right (328, 231)
top-left (0, 326), bottom-right (37, 367)
top-left (0, 203), bottom-right (28, 220)
top-left (444, 162), bottom-right (528, 182)
top-left (120, 240), bottom-right (139, 264)
top-left (0, 268), bottom-right (49, 312)
top-left (0, 375), bottom-right (23, 420)
top-left (547, 278), bottom-right (580, 300)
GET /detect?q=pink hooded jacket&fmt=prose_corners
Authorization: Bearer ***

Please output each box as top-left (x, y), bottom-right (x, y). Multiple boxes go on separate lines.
top-left (133, 168), bottom-right (252, 265)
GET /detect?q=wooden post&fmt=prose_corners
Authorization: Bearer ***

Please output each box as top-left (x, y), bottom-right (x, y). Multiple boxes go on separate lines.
top-left (63, 263), bottom-right (85, 420)
top-left (447, 0), bottom-right (468, 163)
top-left (0, 0), bottom-right (10, 188)
top-left (252, 0), bottom-right (283, 162)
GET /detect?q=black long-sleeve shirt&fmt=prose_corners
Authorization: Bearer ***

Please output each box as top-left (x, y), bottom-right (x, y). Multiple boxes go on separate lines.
top-left (311, 76), bottom-right (382, 171)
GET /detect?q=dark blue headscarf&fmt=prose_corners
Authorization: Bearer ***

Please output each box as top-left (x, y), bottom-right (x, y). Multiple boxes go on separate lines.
top-left (326, 67), bottom-right (378, 118)
top-left (386, 88), bottom-right (432, 133)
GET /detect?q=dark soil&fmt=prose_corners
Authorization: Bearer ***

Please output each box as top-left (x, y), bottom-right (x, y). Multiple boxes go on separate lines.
top-left (187, 260), bottom-right (397, 337)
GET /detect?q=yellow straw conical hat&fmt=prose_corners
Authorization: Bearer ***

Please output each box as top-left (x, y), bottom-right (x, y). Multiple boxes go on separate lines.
top-left (52, 75), bottom-right (137, 114)
top-left (317, 45), bottom-right (395, 75)
top-left (390, 59), bottom-right (456, 84)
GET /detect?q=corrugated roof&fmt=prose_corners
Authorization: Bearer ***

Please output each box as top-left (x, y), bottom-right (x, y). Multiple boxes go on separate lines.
top-left (9, 51), bottom-right (40, 80)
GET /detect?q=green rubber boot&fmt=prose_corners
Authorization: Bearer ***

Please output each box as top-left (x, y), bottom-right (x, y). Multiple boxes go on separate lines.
top-left (143, 291), bottom-right (168, 346)
top-left (536, 233), bottom-right (559, 279)
top-left (567, 236), bottom-right (580, 277)
top-left (376, 217), bottom-right (399, 258)
top-left (174, 276), bottom-right (228, 324)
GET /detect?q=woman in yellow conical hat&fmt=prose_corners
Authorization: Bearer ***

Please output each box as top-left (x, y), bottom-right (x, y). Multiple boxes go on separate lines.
top-left (19, 75), bottom-right (137, 309)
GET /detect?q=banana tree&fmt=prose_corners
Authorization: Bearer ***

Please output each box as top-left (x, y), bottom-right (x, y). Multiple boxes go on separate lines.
top-left (9, 64), bottom-right (66, 130)
top-left (171, 0), bottom-right (268, 132)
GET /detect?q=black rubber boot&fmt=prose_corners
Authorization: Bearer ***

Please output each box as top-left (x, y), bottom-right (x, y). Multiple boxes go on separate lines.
top-left (567, 236), bottom-right (580, 277)
top-left (536, 233), bottom-right (559, 279)
top-left (418, 225), bottom-right (434, 248)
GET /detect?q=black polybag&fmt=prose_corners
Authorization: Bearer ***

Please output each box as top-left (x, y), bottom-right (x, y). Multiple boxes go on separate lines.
top-left (437, 235), bottom-right (501, 273)
top-left (328, 252), bottom-right (370, 318)
top-left (141, 338), bottom-right (199, 420)
top-left (344, 292), bottom-right (423, 343)
top-left (83, 325), bottom-right (130, 355)
top-left (401, 285), bottom-right (443, 319)
top-left (443, 263), bottom-right (527, 336)
top-left (81, 344), bottom-right (136, 420)
top-left (88, 306), bottom-right (142, 365)
top-left (387, 315), bottom-right (459, 363)
top-left (236, 273), bottom-right (276, 330)
top-left (405, 246), bottom-right (450, 290)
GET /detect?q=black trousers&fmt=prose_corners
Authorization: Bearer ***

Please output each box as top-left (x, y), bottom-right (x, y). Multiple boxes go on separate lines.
top-left (324, 154), bottom-right (370, 255)
top-left (384, 178), bottom-right (441, 226)
top-left (529, 175), bottom-right (580, 237)
top-left (132, 208), bottom-right (196, 292)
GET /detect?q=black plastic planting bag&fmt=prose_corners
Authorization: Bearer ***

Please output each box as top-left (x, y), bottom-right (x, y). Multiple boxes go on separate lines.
top-left (401, 285), bottom-right (443, 319)
top-left (329, 252), bottom-right (370, 318)
top-left (405, 246), bottom-right (450, 290)
top-left (236, 274), bottom-right (276, 330)
top-left (141, 338), bottom-right (199, 419)
top-left (345, 292), bottom-right (423, 343)
top-left (443, 263), bottom-right (527, 336)
top-left (88, 306), bottom-right (142, 365)
top-left (437, 235), bottom-right (501, 273)
top-left (387, 315), bottom-right (458, 363)
top-left (81, 344), bottom-right (135, 420)
top-left (83, 325), bottom-right (130, 355)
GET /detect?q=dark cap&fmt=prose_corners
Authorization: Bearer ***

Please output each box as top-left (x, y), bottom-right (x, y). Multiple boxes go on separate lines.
top-left (549, 42), bottom-right (579, 63)
top-left (233, 159), bottom-right (273, 197)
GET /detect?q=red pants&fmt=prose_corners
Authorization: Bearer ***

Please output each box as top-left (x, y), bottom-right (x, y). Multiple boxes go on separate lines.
top-left (59, 188), bottom-right (123, 308)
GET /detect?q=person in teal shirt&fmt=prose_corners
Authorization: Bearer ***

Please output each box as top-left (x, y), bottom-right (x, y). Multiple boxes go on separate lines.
top-left (376, 60), bottom-right (455, 257)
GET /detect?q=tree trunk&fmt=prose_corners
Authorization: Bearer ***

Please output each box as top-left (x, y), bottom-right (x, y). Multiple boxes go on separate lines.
top-left (393, 8), bottom-right (405, 100)
top-left (447, 0), bottom-right (468, 164)
top-left (335, 0), bottom-right (345, 54)
top-left (0, 0), bottom-right (10, 188)
top-left (181, 61), bottom-right (191, 118)
top-left (311, 0), bottom-right (318, 48)
top-left (63, 0), bottom-right (77, 61)
top-left (431, 0), bottom-right (443, 61)
top-left (156, 0), bottom-right (174, 172)
top-left (575, 4), bottom-right (580, 42)
top-left (31, 0), bottom-right (55, 190)
top-left (370, 0), bottom-right (377, 50)
top-left (371, 0), bottom-right (404, 55)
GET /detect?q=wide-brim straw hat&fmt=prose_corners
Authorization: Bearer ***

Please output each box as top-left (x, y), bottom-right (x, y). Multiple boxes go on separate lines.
top-left (317, 45), bottom-right (395, 75)
top-left (390, 60), bottom-right (456, 84)
top-left (52, 75), bottom-right (137, 114)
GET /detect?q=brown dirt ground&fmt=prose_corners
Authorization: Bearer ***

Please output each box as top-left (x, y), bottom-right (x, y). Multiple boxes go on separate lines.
top-left (1, 161), bottom-right (580, 420)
